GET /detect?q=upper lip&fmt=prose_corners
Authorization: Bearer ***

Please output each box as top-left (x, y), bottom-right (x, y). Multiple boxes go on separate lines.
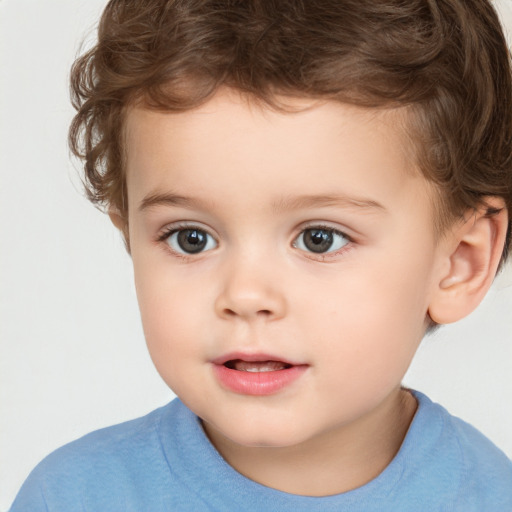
top-left (211, 351), bottom-right (306, 367)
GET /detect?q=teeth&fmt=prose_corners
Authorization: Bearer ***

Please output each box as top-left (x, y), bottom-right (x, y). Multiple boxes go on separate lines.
top-left (244, 365), bottom-right (282, 372)
top-left (230, 360), bottom-right (290, 372)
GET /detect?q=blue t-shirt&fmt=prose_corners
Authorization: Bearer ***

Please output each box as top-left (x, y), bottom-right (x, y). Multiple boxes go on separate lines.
top-left (9, 391), bottom-right (512, 511)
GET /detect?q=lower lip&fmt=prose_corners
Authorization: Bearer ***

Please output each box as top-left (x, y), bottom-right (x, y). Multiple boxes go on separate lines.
top-left (212, 364), bottom-right (308, 396)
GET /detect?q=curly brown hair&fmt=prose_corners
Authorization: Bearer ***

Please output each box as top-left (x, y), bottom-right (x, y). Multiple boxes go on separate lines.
top-left (69, 0), bottom-right (512, 263)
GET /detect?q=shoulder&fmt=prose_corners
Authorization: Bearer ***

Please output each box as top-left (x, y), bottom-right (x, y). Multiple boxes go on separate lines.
top-left (406, 391), bottom-right (512, 510)
top-left (444, 405), bottom-right (512, 507)
top-left (9, 399), bottom-right (186, 512)
top-left (38, 400), bottom-right (169, 473)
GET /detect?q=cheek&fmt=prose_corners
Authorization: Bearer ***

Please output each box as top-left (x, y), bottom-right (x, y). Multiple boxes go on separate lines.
top-left (304, 256), bottom-right (431, 380)
top-left (136, 284), bottom-right (214, 400)
top-left (132, 258), bottom-right (215, 374)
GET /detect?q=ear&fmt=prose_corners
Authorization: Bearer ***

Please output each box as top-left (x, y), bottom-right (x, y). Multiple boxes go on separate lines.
top-left (428, 197), bottom-right (508, 324)
top-left (108, 208), bottom-right (125, 230)
top-left (108, 208), bottom-right (131, 253)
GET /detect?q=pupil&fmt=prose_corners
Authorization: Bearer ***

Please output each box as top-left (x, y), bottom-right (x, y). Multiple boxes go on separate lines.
top-left (178, 229), bottom-right (207, 253)
top-left (304, 229), bottom-right (333, 253)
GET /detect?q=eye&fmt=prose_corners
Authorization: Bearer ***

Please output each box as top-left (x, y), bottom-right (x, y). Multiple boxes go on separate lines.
top-left (164, 227), bottom-right (217, 255)
top-left (293, 227), bottom-right (349, 254)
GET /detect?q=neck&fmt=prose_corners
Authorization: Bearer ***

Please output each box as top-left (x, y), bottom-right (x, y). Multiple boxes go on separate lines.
top-left (203, 388), bottom-right (417, 497)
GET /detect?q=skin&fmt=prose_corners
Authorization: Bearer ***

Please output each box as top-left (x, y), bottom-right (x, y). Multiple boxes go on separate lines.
top-left (115, 88), bottom-right (506, 496)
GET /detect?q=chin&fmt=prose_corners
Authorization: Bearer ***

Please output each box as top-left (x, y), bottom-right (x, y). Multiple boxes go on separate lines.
top-left (208, 415), bottom-right (317, 449)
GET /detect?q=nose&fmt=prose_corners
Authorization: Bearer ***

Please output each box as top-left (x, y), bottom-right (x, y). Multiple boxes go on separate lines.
top-left (214, 257), bottom-right (287, 322)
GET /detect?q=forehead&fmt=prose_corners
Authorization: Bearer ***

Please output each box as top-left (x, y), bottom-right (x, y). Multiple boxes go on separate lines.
top-left (123, 89), bottom-right (432, 218)
top-left (125, 90), bottom-right (409, 160)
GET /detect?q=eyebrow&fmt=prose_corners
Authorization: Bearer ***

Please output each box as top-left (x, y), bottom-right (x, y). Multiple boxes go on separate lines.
top-left (138, 191), bottom-right (386, 214)
top-left (138, 192), bottom-right (214, 212)
top-left (270, 194), bottom-right (386, 214)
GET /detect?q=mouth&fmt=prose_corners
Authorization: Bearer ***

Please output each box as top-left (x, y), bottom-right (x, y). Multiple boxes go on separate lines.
top-left (223, 359), bottom-right (293, 372)
top-left (211, 353), bottom-right (308, 396)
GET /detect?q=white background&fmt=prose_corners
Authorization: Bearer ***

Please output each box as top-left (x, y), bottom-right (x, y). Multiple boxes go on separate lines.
top-left (1, 0), bottom-right (511, 509)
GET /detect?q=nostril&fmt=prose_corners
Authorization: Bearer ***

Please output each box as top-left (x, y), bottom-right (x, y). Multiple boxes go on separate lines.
top-left (215, 289), bottom-right (286, 320)
top-left (223, 308), bottom-right (272, 317)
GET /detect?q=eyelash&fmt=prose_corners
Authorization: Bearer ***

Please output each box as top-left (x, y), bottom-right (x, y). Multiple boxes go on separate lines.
top-left (156, 223), bottom-right (214, 261)
top-left (156, 223), bottom-right (353, 261)
top-left (293, 224), bottom-right (352, 260)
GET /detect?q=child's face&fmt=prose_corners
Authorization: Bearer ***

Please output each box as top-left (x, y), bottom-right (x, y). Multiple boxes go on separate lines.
top-left (124, 89), bottom-right (445, 449)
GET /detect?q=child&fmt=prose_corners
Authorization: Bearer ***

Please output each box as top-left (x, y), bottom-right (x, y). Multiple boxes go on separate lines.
top-left (9, 0), bottom-right (512, 510)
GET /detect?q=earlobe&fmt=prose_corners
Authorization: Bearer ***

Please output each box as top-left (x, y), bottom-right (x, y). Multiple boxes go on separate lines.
top-left (428, 198), bottom-right (508, 325)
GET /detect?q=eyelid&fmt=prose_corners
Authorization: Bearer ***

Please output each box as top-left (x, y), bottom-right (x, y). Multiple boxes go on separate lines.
top-left (156, 221), bottom-right (217, 242)
top-left (295, 221), bottom-right (353, 240)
